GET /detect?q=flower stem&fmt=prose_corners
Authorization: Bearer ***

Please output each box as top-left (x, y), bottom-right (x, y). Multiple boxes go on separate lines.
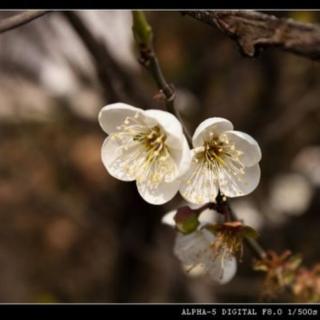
top-left (244, 236), bottom-right (267, 260)
top-left (132, 10), bottom-right (192, 145)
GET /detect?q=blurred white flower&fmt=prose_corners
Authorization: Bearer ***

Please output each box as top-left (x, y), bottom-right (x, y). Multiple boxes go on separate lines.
top-left (162, 209), bottom-right (237, 284)
top-left (269, 173), bottom-right (313, 216)
top-left (231, 199), bottom-right (264, 230)
top-left (99, 103), bottom-right (191, 205)
top-left (293, 146), bottom-right (320, 187)
top-left (174, 229), bottom-right (237, 284)
top-left (180, 117), bottom-right (261, 204)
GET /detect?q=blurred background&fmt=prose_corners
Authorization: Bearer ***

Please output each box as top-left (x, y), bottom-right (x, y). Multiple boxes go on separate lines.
top-left (0, 10), bottom-right (319, 302)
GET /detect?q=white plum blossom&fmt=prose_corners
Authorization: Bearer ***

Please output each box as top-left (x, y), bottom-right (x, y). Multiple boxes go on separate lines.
top-left (162, 208), bottom-right (237, 284)
top-left (174, 230), bottom-right (237, 284)
top-left (180, 117), bottom-right (262, 205)
top-left (98, 103), bottom-right (191, 205)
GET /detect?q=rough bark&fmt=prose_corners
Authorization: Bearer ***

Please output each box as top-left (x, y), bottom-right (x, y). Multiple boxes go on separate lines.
top-left (184, 11), bottom-right (320, 60)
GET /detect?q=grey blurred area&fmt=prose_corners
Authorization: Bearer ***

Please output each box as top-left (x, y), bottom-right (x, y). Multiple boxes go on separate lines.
top-left (0, 10), bottom-right (319, 302)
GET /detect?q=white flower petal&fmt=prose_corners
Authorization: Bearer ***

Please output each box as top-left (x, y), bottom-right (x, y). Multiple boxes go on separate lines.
top-left (192, 117), bottom-right (234, 147)
top-left (189, 203), bottom-right (203, 210)
top-left (219, 255), bottom-right (237, 284)
top-left (174, 230), bottom-right (215, 267)
top-left (174, 230), bottom-right (237, 284)
top-left (98, 103), bottom-right (143, 134)
top-left (201, 228), bottom-right (216, 242)
top-left (223, 130), bottom-right (262, 166)
top-left (145, 109), bottom-right (191, 180)
top-left (171, 134), bottom-right (192, 178)
top-left (161, 210), bottom-right (177, 227)
top-left (198, 209), bottom-right (218, 226)
top-left (219, 163), bottom-right (261, 197)
top-left (207, 254), bottom-right (237, 284)
top-left (101, 136), bottom-right (136, 181)
top-left (179, 157), bottom-right (219, 205)
top-left (183, 263), bottom-right (207, 277)
top-left (144, 109), bottom-right (184, 142)
top-left (136, 178), bottom-right (180, 205)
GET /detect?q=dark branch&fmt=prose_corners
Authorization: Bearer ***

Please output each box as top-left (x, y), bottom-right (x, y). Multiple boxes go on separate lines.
top-left (139, 50), bottom-right (193, 143)
top-left (0, 11), bottom-right (50, 34)
top-left (138, 47), bottom-right (189, 130)
top-left (183, 10), bottom-right (320, 61)
top-left (63, 11), bottom-right (151, 106)
top-left (132, 11), bottom-right (192, 144)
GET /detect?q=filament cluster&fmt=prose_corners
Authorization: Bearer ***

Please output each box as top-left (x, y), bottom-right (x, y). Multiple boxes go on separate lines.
top-left (110, 113), bottom-right (178, 188)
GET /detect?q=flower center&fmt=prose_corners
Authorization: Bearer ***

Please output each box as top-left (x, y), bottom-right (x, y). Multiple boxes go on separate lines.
top-left (196, 132), bottom-right (245, 183)
top-left (133, 125), bottom-right (167, 162)
top-left (180, 132), bottom-right (246, 204)
top-left (110, 113), bottom-right (178, 187)
top-left (201, 136), bottom-right (228, 166)
top-left (211, 229), bottom-right (243, 259)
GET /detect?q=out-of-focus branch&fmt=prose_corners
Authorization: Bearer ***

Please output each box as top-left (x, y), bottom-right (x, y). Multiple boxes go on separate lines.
top-left (261, 89), bottom-right (320, 144)
top-left (0, 11), bottom-right (50, 34)
top-left (183, 10), bottom-right (320, 61)
top-left (132, 11), bottom-right (192, 144)
top-left (63, 11), bottom-right (151, 105)
top-left (63, 11), bottom-right (120, 102)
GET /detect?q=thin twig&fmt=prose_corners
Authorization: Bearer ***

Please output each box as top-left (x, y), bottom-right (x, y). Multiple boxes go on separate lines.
top-left (245, 236), bottom-right (267, 260)
top-left (183, 10), bottom-right (320, 61)
top-left (132, 11), bottom-right (192, 144)
top-left (0, 11), bottom-right (50, 34)
top-left (139, 48), bottom-right (192, 143)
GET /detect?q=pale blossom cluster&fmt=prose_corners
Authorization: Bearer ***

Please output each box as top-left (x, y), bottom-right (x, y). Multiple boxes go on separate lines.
top-left (98, 102), bottom-right (262, 285)
top-left (99, 103), bottom-right (261, 205)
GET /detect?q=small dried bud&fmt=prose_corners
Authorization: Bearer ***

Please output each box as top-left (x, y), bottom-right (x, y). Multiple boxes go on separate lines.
top-left (206, 221), bottom-right (258, 260)
top-left (292, 264), bottom-right (320, 302)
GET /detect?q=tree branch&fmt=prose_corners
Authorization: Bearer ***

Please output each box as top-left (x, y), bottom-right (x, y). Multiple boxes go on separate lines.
top-left (183, 10), bottom-right (320, 61)
top-left (0, 11), bottom-right (50, 34)
top-left (63, 11), bottom-right (151, 106)
top-left (132, 11), bottom-right (192, 144)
